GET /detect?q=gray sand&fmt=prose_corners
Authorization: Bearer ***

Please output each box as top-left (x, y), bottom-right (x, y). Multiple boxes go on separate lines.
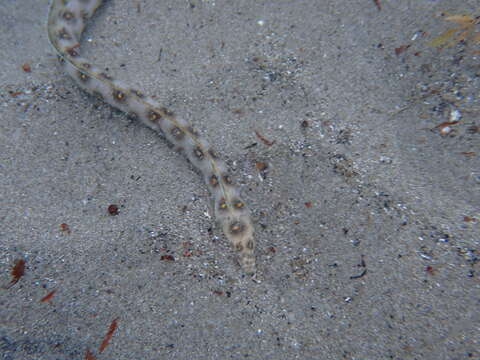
top-left (1, 0), bottom-right (479, 359)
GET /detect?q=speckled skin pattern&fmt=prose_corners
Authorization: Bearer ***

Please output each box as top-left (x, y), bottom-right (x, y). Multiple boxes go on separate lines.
top-left (47, 0), bottom-right (256, 275)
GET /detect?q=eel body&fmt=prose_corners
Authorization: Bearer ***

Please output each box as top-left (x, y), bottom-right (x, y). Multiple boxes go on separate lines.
top-left (47, 0), bottom-right (256, 274)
